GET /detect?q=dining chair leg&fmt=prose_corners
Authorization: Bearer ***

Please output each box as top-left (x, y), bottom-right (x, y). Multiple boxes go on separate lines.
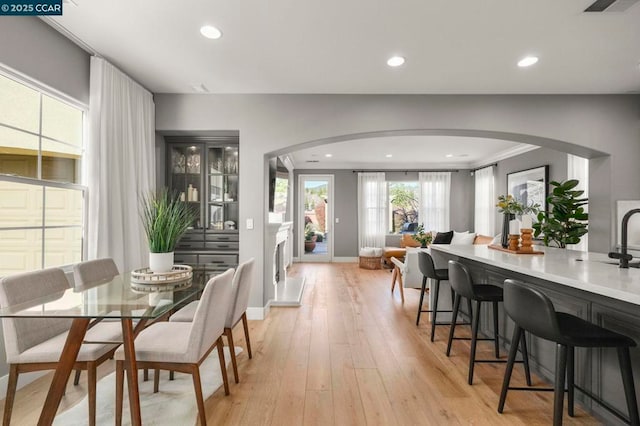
top-left (390, 267), bottom-right (398, 293)
top-left (397, 271), bottom-right (405, 302)
top-left (74, 369), bottom-right (82, 386)
top-left (144, 369), bottom-right (149, 382)
top-left (416, 276), bottom-right (428, 326)
top-left (154, 369), bottom-right (160, 393)
top-left (225, 328), bottom-right (239, 383)
top-left (88, 361), bottom-right (97, 426)
top-left (3, 364), bottom-right (18, 426)
top-left (468, 300), bottom-right (482, 385)
top-left (446, 293), bottom-right (461, 357)
top-left (242, 313), bottom-right (252, 359)
top-left (492, 301), bottom-right (500, 358)
top-left (216, 337), bottom-right (230, 395)
top-left (553, 344), bottom-right (568, 426)
top-left (498, 326), bottom-right (522, 413)
top-left (430, 279), bottom-right (441, 342)
top-left (115, 361), bottom-right (124, 426)
top-left (191, 364), bottom-right (207, 426)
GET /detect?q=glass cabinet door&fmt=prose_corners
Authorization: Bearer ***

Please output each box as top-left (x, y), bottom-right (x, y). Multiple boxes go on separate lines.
top-left (207, 145), bottom-right (239, 230)
top-left (169, 144), bottom-right (202, 228)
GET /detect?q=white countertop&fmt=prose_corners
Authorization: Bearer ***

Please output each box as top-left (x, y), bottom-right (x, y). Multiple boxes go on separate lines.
top-left (429, 244), bottom-right (640, 306)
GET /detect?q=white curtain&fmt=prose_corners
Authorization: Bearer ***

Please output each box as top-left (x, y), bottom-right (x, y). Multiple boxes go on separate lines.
top-left (567, 154), bottom-right (589, 252)
top-left (418, 172), bottom-right (451, 232)
top-left (357, 172), bottom-right (387, 248)
top-left (88, 57), bottom-right (156, 272)
top-left (474, 166), bottom-right (495, 236)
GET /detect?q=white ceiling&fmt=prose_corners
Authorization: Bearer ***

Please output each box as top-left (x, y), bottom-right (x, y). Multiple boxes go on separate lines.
top-left (50, 0), bottom-right (640, 94)
top-left (288, 136), bottom-right (536, 169)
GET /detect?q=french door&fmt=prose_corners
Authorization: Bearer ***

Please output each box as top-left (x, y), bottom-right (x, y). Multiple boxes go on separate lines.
top-left (298, 174), bottom-right (333, 262)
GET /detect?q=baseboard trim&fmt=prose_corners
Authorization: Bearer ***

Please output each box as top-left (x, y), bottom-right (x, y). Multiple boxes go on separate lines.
top-left (246, 300), bottom-right (273, 321)
top-left (0, 370), bottom-right (47, 397)
top-left (293, 256), bottom-right (300, 262)
top-left (333, 257), bottom-right (358, 263)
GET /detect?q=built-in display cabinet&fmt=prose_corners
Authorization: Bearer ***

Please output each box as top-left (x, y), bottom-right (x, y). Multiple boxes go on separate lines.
top-left (164, 136), bottom-right (239, 280)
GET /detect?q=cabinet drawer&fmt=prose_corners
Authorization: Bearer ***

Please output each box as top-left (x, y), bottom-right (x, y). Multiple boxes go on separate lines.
top-left (176, 240), bottom-right (206, 249)
top-left (205, 233), bottom-right (239, 242)
top-left (205, 241), bottom-right (239, 250)
top-left (179, 233), bottom-right (205, 243)
top-left (198, 254), bottom-right (238, 266)
top-left (174, 254), bottom-right (198, 265)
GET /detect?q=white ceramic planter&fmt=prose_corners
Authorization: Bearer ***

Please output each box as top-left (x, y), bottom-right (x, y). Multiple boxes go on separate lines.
top-left (149, 251), bottom-right (174, 273)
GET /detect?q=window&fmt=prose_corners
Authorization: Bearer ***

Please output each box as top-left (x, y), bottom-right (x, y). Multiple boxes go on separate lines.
top-left (0, 70), bottom-right (86, 277)
top-left (388, 181), bottom-right (419, 233)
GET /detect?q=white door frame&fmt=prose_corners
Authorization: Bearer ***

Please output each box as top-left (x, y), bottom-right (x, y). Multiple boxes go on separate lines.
top-left (298, 174), bottom-right (334, 262)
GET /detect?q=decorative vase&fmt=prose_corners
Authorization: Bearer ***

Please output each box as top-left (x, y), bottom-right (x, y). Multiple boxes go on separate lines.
top-left (501, 213), bottom-right (515, 248)
top-left (149, 251), bottom-right (174, 273)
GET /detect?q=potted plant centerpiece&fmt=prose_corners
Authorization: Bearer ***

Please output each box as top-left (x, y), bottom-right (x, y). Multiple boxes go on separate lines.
top-left (412, 224), bottom-right (433, 248)
top-left (141, 189), bottom-right (197, 272)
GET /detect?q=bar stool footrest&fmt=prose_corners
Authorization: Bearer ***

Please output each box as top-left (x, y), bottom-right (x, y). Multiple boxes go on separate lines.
top-left (574, 384), bottom-right (633, 424)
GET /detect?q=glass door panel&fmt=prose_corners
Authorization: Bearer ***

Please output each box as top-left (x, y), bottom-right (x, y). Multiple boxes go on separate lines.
top-left (208, 147), bottom-right (224, 174)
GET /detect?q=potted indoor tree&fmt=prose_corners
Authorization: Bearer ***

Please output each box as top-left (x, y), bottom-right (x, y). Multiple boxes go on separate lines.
top-left (141, 188), bottom-right (197, 272)
top-left (533, 179), bottom-right (588, 248)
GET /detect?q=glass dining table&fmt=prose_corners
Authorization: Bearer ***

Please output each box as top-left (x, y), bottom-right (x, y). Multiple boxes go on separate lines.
top-left (0, 271), bottom-right (204, 426)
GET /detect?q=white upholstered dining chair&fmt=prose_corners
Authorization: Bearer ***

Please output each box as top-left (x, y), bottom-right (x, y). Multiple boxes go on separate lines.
top-left (114, 268), bottom-right (235, 426)
top-left (73, 258), bottom-right (119, 290)
top-left (0, 267), bottom-right (121, 426)
top-left (170, 258), bottom-right (255, 383)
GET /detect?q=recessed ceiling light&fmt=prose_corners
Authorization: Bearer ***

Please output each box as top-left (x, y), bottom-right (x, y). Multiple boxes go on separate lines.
top-left (518, 56), bottom-right (539, 67)
top-left (445, 154), bottom-right (454, 158)
top-left (385, 154), bottom-right (393, 158)
top-left (325, 154), bottom-right (333, 158)
top-left (387, 56), bottom-right (405, 67)
top-left (200, 25), bottom-right (222, 40)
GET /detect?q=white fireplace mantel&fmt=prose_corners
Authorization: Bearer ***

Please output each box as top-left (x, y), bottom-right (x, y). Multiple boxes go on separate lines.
top-left (265, 221), bottom-right (304, 307)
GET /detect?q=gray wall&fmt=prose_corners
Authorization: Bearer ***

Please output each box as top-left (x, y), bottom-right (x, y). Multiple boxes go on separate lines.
top-left (494, 146), bottom-right (569, 233)
top-left (156, 92), bottom-right (639, 312)
top-left (0, 18), bottom-right (90, 104)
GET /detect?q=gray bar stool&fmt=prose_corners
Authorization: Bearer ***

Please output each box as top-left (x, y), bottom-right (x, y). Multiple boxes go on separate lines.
top-left (446, 260), bottom-right (531, 385)
top-left (416, 251), bottom-right (452, 341)
top-left (499, 279), bottom-right (640, 425)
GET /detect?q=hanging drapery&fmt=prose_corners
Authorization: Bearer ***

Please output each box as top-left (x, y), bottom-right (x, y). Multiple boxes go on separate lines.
top-left (357, 172), bottom-right (387, 248)
top-left (474, 166), bottom-right (496, 236)
top-left (87, 57), bottom-right (156, 272)
top-left (418, 172), bottom-right (451, 232)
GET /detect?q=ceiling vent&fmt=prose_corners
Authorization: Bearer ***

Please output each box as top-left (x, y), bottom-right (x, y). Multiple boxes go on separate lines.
top-left (584, 0), bottom-right (639, 12)
top-left (305, 160), bottom-right (320, 163)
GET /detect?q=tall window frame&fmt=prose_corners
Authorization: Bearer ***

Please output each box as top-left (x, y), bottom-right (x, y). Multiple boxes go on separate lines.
top-left (0, 65), bottom-right (88, 276)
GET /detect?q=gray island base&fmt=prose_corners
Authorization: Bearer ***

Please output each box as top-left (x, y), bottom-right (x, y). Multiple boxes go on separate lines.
top-left (429, 244), bottom-right (640, 425)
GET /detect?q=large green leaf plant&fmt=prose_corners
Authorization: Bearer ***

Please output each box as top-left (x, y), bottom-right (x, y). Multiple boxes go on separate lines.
top-left (533, 179), bottom-right (588, 248)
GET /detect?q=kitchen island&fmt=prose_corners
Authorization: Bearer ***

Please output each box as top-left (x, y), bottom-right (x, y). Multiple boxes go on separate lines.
top-left (429, 244), bottom-right (640, 425)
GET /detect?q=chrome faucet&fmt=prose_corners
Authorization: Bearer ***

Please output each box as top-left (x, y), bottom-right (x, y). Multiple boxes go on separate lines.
top-left (608, 208), bottom-right (640, 268)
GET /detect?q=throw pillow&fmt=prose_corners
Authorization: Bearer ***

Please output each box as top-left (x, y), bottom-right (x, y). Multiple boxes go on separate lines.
top-left (432, 230), bottom-right (454, 244)
top-left (451, 232), bottom-right (476, 245)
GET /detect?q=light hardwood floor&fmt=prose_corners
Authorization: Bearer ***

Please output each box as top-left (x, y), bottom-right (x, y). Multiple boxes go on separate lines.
top-left (1, 263), bottom-right (600, 425)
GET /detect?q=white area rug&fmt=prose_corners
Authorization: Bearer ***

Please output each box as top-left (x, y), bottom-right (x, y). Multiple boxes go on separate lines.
top-left (54, 346), bottom-right (242, 426)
